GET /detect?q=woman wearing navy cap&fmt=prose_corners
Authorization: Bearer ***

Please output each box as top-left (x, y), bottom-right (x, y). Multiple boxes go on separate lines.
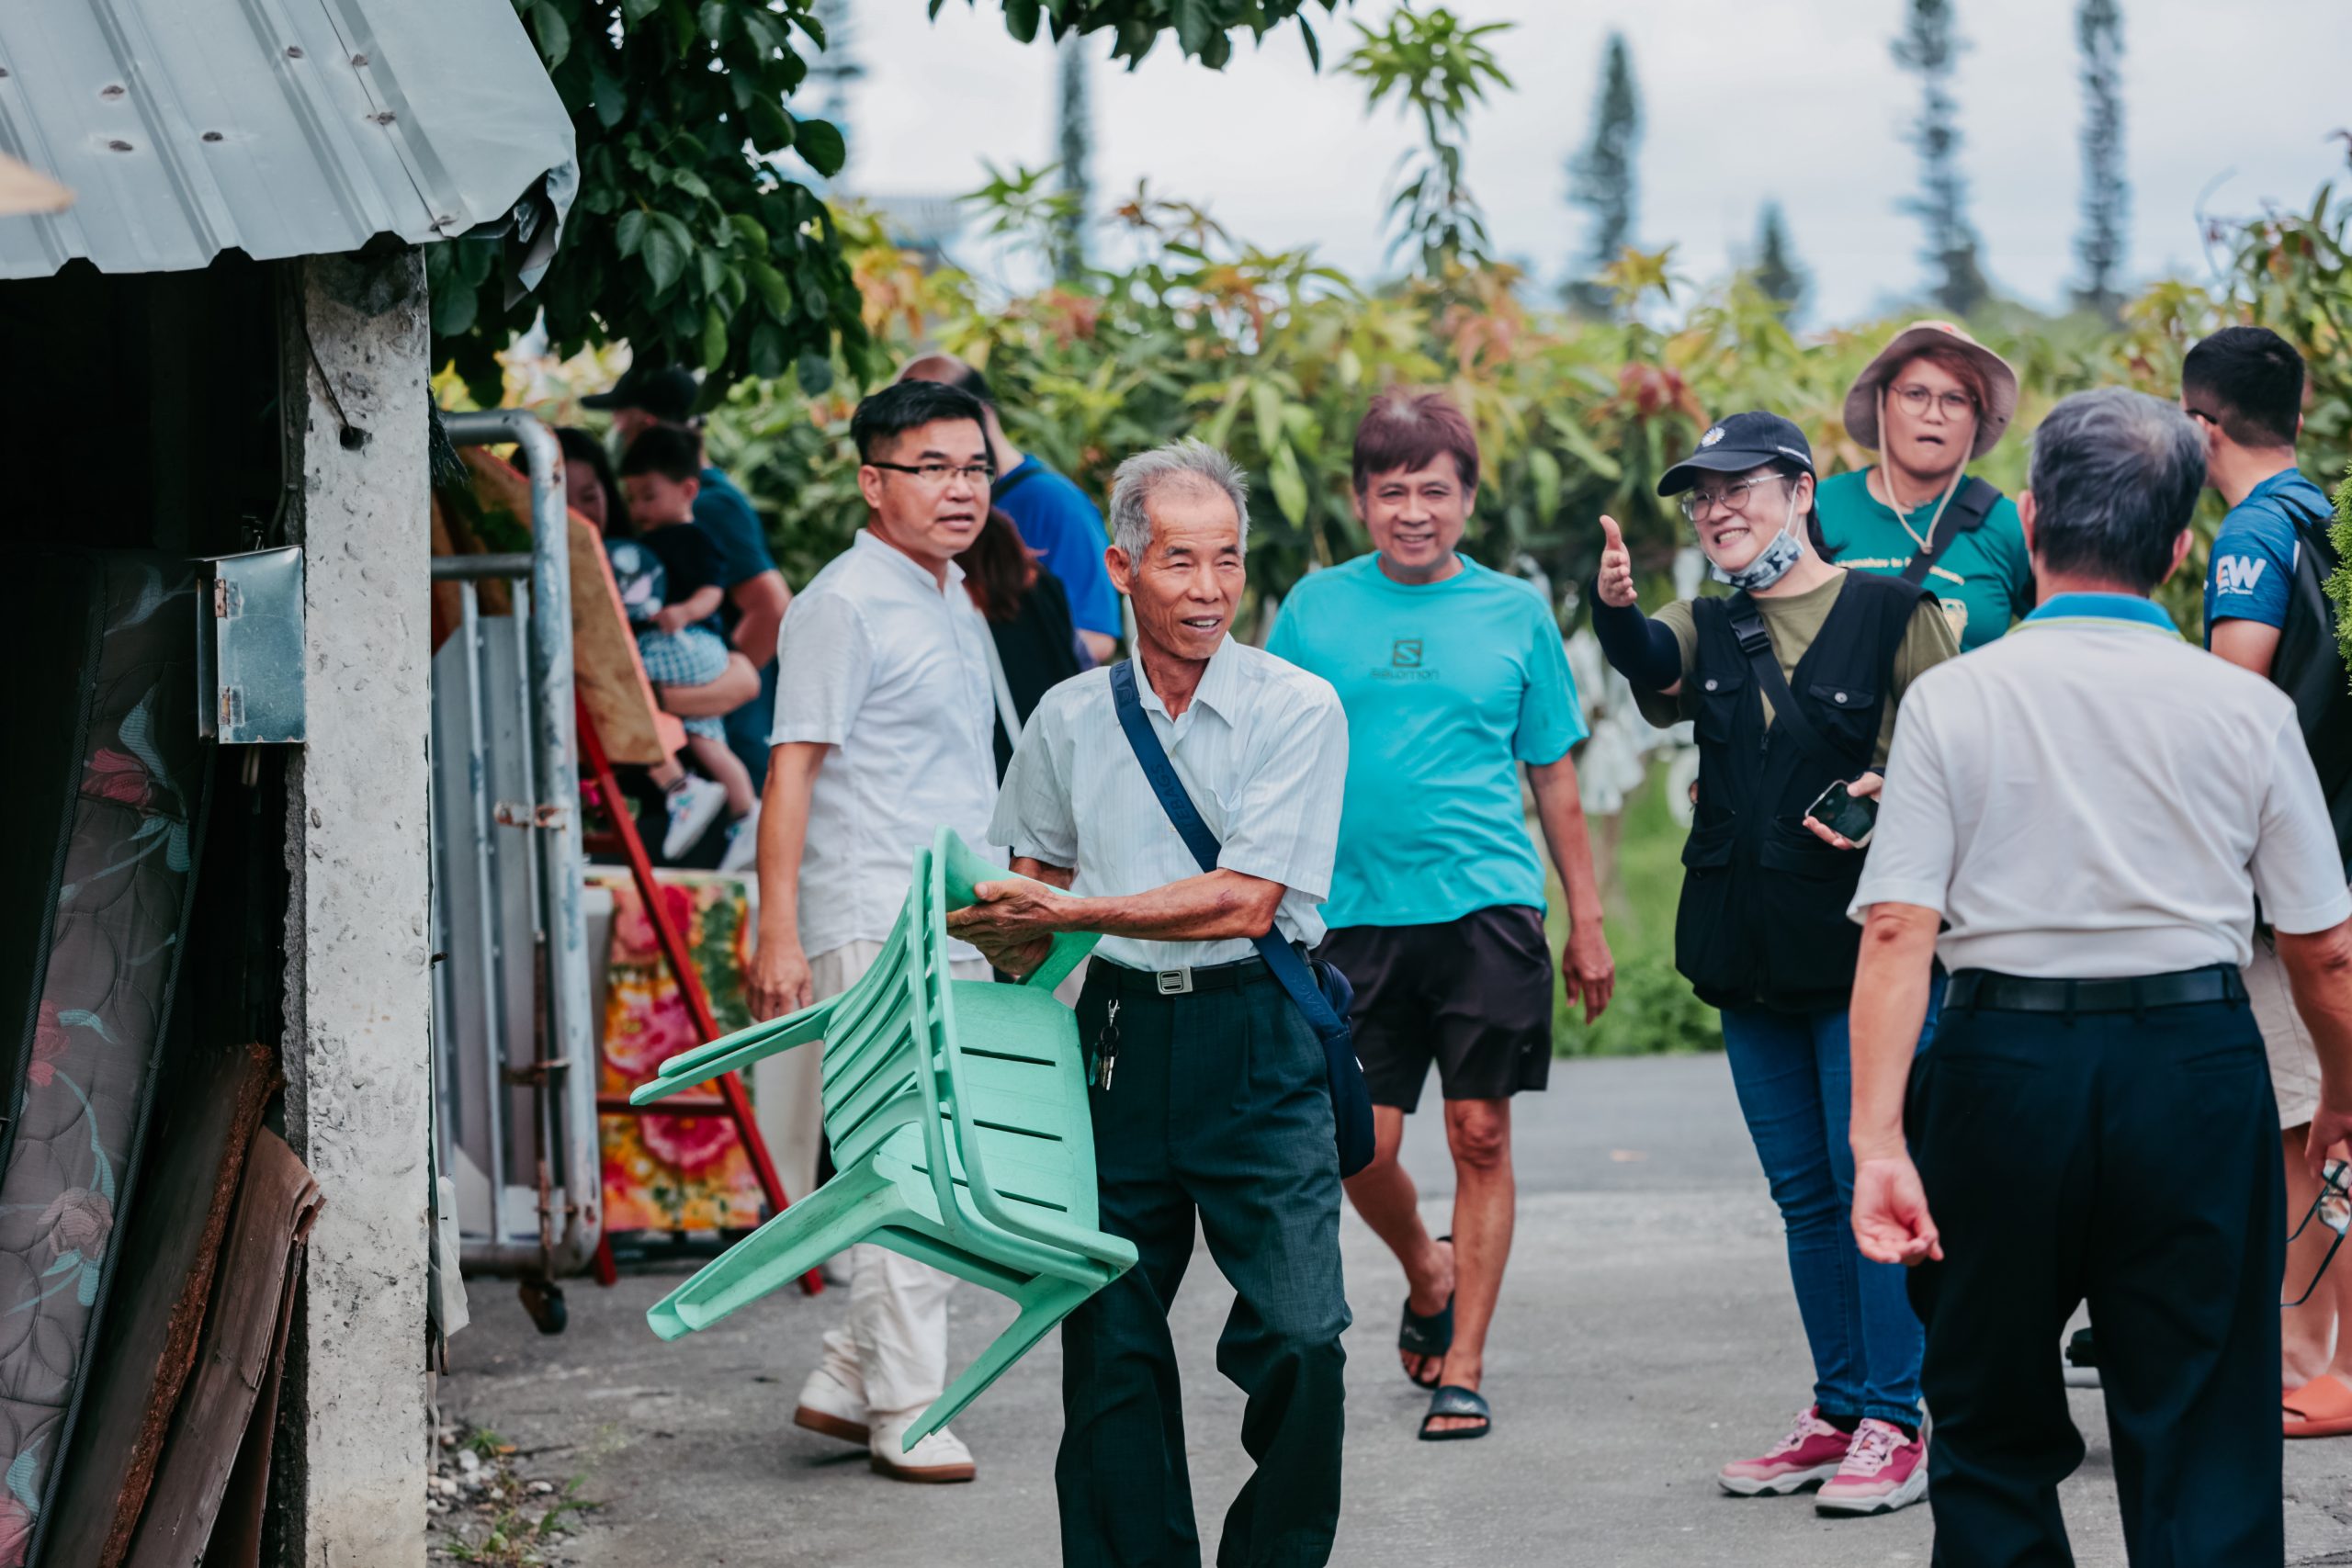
top-left (1591, 412), bottom-right (1957, 1516)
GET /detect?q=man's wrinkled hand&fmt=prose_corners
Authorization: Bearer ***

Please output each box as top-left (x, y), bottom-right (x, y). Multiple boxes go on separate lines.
top-left (946, 878), bottom-right (1062, 977)
top-left (1852, 1154), bottom-right (1942, 1266)
top-left (747, 939), bottom-right (813, 1022)
top-left (1563, 920), bottom-right (1615, 1024)
top-left (2307, 1093), bottom-right (2352, 1183)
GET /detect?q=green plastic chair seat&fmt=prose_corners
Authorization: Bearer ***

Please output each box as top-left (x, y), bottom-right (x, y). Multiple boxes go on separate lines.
top-left (633, 829), bottom-right (1134, 1445)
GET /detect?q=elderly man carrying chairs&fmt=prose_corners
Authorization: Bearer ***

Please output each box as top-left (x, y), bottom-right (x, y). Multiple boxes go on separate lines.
top-left (632, 829), bottom-right (1138, 1453)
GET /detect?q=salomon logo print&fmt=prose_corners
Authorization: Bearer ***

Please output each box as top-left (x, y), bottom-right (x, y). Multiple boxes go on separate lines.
top-left (1390, 639), bottom-right (1424, 668)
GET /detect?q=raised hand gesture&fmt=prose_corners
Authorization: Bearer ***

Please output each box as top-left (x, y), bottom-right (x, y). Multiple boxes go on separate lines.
top-left (1596, 515), bottom-right (1637, 609)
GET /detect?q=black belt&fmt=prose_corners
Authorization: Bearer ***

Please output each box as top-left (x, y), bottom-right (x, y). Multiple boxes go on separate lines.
top-left (1097, 953), bottom-right (1280, 997)
top-left (1946, 965), bottom-right (2246, 1015)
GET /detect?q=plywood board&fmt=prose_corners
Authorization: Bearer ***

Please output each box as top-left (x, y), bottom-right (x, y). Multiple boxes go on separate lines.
top-left (459, 448), bottom-right (680, 765)
top-left (42, 1043), bottom-right (278, 1568)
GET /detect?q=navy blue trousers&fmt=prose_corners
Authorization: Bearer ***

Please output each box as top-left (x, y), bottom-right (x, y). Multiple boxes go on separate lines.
top-left (1907, 990), bottom-right (2283, 1567)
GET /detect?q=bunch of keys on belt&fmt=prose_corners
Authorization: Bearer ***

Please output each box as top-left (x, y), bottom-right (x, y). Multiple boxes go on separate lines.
top-left (1093, 999), bottom-right (1120, 1091)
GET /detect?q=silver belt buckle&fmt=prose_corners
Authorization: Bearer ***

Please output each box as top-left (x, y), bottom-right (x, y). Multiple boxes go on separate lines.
top-left (1155, 966), bottom-right (1193, 996)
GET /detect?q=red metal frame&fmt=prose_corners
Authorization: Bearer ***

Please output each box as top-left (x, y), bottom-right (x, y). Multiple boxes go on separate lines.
top-left (577, 700), bottom-right (821, 1296)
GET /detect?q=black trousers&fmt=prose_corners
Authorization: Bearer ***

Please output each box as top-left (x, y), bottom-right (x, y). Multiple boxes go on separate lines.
top-left (1057, 966), bottom-right (1350, 1568)
top-left (1907, 991), bottom-right (2284, 1567)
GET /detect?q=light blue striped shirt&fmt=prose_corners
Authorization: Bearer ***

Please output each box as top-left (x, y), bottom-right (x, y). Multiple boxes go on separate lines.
top-left (989, 637), bottom-right (1349, 970)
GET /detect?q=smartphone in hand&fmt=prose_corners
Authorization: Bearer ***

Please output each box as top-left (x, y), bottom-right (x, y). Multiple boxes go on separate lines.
top-left (1806, 779), bottom-right (1879, 848)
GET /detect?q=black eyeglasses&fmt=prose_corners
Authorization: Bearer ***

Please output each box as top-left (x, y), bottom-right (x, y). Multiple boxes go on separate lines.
top-left (868, 460), bottom-right (995, 487)
top-left (2284, 1157), bottom-right (2349, 1310)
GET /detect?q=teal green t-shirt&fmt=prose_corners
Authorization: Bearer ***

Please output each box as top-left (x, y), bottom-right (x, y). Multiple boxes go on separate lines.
top-left (1815, 468), bottom-right (2033, 651)
top-left (1266, 553), bottom-right (1587, 929)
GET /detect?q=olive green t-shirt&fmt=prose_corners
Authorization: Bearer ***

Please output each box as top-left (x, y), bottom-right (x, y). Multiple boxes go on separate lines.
top-left (1630, 570), bottom-right (1961, 767)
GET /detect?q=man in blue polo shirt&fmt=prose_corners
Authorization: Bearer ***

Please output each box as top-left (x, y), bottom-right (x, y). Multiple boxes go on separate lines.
top-left (1268, 389), bottom-right (1615, 1442)
top-left (2186, 325), bottom-right (2352, 1414)
top-left (899, 355), bottom-right (1121, 665)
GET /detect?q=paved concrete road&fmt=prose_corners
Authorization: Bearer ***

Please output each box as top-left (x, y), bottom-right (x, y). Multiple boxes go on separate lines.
top-left (439, 1056), bottom-right (2352, 1565)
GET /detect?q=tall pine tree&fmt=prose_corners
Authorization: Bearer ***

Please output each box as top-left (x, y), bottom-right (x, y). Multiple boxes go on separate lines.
top-left (808, 0), bottom-right (864, 180)
top-left (1892, 0), bottom-right (1990, 316)
top-left (1052, 33), bottom-right (1093, 282)
top-left (2072, 0), bottom-right (2128, 321)
top-left (1566, 32), bottom-right (1641, 314)
top-left (1753, 201), bottom-right (1807, 318)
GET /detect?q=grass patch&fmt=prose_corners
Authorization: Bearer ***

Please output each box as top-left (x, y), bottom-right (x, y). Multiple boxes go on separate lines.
top-left (1543, 765), bottom-right (1722, 1057)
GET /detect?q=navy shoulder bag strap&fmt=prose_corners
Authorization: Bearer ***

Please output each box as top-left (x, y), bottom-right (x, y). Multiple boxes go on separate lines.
top-left (1105, 660), bottom-right (1375, 1178)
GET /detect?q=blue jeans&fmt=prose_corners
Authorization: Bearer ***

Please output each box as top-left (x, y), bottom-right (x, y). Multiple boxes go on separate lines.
top-left (723, 658), bottom-right (778, 795)
top-left (1718, 976), bottom-right (1943, 1428)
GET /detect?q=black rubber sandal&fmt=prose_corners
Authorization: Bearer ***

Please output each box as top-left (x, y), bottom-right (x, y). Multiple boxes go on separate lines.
top-left (1419, 1384), bottom-right (1491, 1441)
top-left (1397, 1234), bottom-right (1454, 1390)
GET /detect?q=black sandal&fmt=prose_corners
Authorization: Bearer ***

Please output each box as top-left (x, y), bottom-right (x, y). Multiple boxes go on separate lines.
top-left (1397, 1234), bottom-right (1453, 1390)
top-left (1419, 1384), bottom-right (1491, 1441)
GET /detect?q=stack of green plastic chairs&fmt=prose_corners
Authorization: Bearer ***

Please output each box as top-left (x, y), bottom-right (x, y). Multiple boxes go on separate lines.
top-left (631, 828), bottom-right (1137, 1444)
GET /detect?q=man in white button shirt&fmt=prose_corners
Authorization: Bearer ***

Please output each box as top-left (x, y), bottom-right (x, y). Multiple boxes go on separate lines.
top-left (1845, 389), bottom-right (2352, 1564)
top-left (949, 439), bottom-right (1352, 1567)
top-left (747, 378), bottom-right (1001, 1483)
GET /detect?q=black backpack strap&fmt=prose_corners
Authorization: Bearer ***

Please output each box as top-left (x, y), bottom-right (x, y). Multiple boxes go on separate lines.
top-left (1724, 594), bottom-right (1863, 779)
top-left (990, 463), bottom-right (1042, 504)
top-left (1898, 476), bottom-right (2001, 587)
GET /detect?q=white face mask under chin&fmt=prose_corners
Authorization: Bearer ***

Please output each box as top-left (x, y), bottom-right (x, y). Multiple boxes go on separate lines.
top-left (1706, 490), bottom-right (1807, 592)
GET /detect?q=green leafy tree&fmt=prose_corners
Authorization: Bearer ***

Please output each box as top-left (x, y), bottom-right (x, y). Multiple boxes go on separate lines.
top-left (1752, 200), bottom-right (1807, 318)
top-left (430, 0), bottom-right (1342, 405)
top-left (1341, 5), bottom-right (1513, 277)
top-left (1566, 32), bottom-right (1641, 315)
top-left (1053, 34), bottom-right (1094, 281)
top-left (2072, 0), bottom-right (2128, 321)
top-left (1892, 0), bottom-right (1991, 316)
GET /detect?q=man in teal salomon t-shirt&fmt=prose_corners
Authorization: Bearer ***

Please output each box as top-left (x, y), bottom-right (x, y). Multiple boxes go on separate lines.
top-left (1268, 389), bottom-right (1615, 1443)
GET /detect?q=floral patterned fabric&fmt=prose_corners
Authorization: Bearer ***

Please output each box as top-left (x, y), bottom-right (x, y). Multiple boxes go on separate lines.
top-left (0, 556), bottom-right (200, 1563)
top-left (593, 873), bottom-right (766, 1233)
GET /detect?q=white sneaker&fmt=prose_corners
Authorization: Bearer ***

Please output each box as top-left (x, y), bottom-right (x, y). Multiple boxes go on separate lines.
top-left (718, 805), bottom-right (760, 873)
top-left (792, 1362), bottom-right (870, 1447)
top-left (868, 1414), bottom-right (976, 1483)
top-left (660, 774), bottom-right (728, 860)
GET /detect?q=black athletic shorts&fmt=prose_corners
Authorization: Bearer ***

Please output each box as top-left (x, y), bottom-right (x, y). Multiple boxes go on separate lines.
top-left (1317, 905), bottom-right (1555, 1113)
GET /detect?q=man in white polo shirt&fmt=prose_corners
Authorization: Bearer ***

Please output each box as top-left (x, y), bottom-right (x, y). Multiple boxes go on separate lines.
top-left (746, 378), bottom-right (1000, 1483)
top-left (1845, 388), bottom-right (2352, 1563)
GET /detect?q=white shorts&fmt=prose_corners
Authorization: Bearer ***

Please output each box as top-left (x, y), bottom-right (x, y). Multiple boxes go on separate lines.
top-left (2246, 941), bottom-right (2324, 1130)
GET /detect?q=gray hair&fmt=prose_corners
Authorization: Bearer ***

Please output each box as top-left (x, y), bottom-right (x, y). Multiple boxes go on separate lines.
top-left (2026, 388), bottom-right (2208, 591)
top-left (1107, 438), bottom-right (1250, 560)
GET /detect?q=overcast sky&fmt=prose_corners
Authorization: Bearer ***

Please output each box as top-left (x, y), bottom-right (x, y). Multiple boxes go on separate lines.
top-left (831, 0), bottom-right (2351, 324)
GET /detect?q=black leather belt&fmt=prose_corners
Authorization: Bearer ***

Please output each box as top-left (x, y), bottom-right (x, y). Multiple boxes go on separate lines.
top-left (1946, 965), bottom-right (2246, 1015)
top-left (1097, 953), bottom-right (1277, 997)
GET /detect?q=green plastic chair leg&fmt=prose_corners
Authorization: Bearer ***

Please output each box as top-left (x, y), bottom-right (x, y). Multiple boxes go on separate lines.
top-left (902, 1272), bottom-right (1100, 1447)
top-left (647, 1157), bottom-right (899, 1339)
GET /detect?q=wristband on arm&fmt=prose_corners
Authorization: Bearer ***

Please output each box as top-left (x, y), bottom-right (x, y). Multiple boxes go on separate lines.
top-left (1591, 595), bottom-right (1684, 690)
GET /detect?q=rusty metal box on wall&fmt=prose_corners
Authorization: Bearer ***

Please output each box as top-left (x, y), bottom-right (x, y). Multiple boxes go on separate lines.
top-left (196, 547), bottom-right (306, 744)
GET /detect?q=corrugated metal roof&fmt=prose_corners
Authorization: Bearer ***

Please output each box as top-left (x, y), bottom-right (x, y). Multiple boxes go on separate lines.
top-left (0, 0), bottom-right (576, 280)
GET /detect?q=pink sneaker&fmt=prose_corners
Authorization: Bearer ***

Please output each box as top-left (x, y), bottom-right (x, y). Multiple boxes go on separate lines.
top-left (1815, 1417), bottom-right (1928, 1515)
top-left (1717, 1406), bottom-right (1853, 1496)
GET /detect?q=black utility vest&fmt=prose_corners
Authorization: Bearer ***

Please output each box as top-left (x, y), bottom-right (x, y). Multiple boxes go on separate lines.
top-left (1674, 571), bottom-right (1929, 1013)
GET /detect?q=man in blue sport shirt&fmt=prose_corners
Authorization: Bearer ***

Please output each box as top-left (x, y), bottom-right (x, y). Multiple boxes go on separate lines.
top-left (1268, 389), bottom-right (1615, 1442)
top-left (2186, 325), bottom-right (2352, 1411)
top-left (899, 354), bottom-right (1122, 665)
top-left (585, 366), bottom-right (793, 790)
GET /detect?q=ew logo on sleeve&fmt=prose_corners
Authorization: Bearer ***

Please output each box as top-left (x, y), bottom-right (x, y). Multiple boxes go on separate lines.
top-left (2214, 555), bottom-right (2269, 597)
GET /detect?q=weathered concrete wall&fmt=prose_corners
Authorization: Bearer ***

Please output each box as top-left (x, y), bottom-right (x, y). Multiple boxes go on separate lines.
top-left (278, 247), bottom-right (433, 1568)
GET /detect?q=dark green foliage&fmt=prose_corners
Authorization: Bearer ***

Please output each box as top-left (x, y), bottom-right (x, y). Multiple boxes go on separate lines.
top-left (1566, 32), bottom-right (1641, 315)
top-left (2072, 0), bottom-right (2129, 322)
top-left (1892, 0), bottom-right (1990, 317)
top-left (431, 0), bottom-right (1339, 404)
top-left (1752, 201), bottom-right (1806, 319)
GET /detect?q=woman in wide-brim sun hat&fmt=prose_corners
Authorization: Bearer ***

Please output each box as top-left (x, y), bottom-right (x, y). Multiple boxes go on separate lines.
top-left (1815, 321), bottom-right (2033, 651)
